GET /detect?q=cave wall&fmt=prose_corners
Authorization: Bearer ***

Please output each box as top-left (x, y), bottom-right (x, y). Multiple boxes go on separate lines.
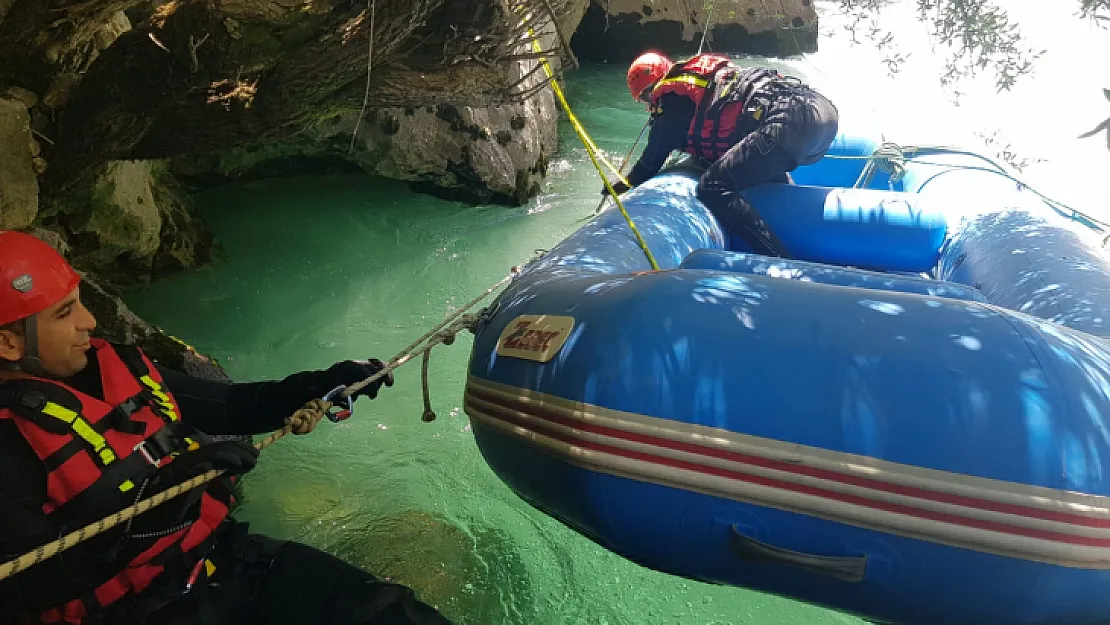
top-left (0, 0), bottom-right (587, 364)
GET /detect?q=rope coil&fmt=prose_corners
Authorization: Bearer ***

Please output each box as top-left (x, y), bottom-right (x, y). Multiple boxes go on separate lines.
top-left (852, 141), bottom-right (909, 189)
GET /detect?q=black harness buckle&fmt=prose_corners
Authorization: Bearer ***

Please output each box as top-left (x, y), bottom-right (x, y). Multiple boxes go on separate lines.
top-left (133, 426), bottom-right (184, 467)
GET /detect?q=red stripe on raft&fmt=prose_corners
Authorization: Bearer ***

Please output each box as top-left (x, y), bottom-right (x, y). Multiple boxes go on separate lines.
top-left (470, 388), bottom-right (1110, 529)
top-left (467, 391), bottom-right (1110, 545)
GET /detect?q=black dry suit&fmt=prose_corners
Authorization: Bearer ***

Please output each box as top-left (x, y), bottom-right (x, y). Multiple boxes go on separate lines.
top-left (629, 59), bottom-right (840, 257)
top-left (695, 69), bottom-right (839, 256)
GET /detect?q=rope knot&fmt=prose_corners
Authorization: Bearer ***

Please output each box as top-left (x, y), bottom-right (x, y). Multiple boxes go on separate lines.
top-left (434, 329), bottom-right (458, 346)
top-left (872, 141), bottom-right (908, 183)
top-left (284, 398), bottom-right (330, 435)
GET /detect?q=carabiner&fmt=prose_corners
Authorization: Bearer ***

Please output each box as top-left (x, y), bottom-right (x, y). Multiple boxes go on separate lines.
top-left (322, 385), bottom-right (354, 423)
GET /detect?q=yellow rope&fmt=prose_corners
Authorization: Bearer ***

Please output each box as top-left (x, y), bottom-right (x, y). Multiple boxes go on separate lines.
top-left (594, 118), bottom-right (650, 216)
top-left (526, 29), bottom-right (660, 271)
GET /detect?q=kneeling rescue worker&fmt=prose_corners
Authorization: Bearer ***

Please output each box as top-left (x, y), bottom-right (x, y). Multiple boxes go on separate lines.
top-left (606, 51), bottom-right (840, 257)
top-left (0, 230), bottom-right (453, 625)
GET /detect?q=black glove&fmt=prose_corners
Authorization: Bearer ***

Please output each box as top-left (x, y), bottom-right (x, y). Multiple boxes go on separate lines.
top-left (158, 440), bottom-right (260, 483)
top-left (129, 440), bottom-right (258, 544)
top-left (600, 180), bottom-right (631, 197)
top-left (323, 358), bottom-right (394, 400)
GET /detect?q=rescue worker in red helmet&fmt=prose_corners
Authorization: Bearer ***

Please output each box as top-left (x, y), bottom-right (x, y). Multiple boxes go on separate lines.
top-left (0, 230), bottom-right (452, 625)
top-left (606, 50), bottom-right (840, 257)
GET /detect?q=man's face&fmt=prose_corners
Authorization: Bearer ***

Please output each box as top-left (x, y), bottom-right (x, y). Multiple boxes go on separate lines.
top-left (0, 287), bottom-right (98, 378)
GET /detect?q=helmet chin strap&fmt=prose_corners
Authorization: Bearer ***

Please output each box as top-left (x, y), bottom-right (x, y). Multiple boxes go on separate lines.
top-left (0, 317), bottom-right (50, 377)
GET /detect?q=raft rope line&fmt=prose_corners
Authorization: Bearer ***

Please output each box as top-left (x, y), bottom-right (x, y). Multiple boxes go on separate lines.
top-left (0, 257), bottom-right (543, 584)
top-left (847, 141), bottom-right (912, 188)
top-left (522, 17), bottom-right (661, 270)
top-left (825, 142), bottom-right (1110, 232)
top-left (747, 0), bottom-right (1109, 237)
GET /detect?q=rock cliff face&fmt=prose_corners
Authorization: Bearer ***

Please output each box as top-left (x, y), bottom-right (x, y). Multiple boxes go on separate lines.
top-left (0, 94), bottom-right (41, 231)
top-left (0, 0), bottom-right (586, 367)
top-left (571, 0), bottom-right (817, 63)
top-left (42, 159), bottom-right (217, 288)
top-left (159, 0), bottom-right (591, 205)
top-left (167, 72), bottom-right (564, 205)
top-left (1, 0), bottom-right (587, 199)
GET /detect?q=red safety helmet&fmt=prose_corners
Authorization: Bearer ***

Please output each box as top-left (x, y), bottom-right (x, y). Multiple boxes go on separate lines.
top-left (627, 52), bottom-right (674, 102)
top-left (0, 231), bottom-right (81, 327)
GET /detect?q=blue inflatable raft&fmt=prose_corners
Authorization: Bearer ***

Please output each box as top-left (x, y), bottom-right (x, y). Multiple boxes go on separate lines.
top-left (462, 121), bottom-right (1110, 625)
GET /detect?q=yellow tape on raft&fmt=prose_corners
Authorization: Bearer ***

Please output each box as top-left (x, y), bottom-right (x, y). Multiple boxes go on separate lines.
top-left (526, 28), bottom-right (660, 271)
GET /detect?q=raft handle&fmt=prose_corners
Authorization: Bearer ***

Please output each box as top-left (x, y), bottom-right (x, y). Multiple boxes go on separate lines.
top-left (729, 525), bottom-right (868, 583)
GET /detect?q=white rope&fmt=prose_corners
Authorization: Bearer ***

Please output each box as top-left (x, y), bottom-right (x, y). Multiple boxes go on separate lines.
top-left (348, 0), bottom-right (376, 154)
top-left (697, 0), bottom-right (718, 55)
top-left (851, 141), bottom-right (909, 189)
top-left (592, 118), bottom-right (651, 217)
top-left (820, 143), bottom-right (1109, 231)
top-left (340, 259), bottom-right (532, 399)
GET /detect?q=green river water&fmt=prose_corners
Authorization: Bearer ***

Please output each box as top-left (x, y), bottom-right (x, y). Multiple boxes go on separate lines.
top-left (123, 3), bottom-right (1110, 621)
top-left (125, 66), bottom-right (861, 625)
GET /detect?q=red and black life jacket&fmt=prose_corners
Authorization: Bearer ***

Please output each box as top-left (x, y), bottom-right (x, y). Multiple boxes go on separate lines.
top-left (650, 53), bottom-right (787, 161)
top-left (0, 339), bottom-right (234, 624)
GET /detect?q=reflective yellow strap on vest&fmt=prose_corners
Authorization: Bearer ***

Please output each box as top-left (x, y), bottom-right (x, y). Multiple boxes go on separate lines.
top-left (41, 402), bottom-right (118, 465)
top-left (140, 375), bottom-right (179, 422)
top-left (655, 74), bottom-right (710, 90)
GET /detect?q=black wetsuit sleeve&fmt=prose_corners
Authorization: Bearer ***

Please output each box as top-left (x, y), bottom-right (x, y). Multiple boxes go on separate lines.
top-left (626, 93), bottom-right (696, 187)
top-left (0, 421), bottom-right (89, 616)
top-left (157, 365), bottom-right (348, 436)
top-left (0, 490), bottom-right (69, 616)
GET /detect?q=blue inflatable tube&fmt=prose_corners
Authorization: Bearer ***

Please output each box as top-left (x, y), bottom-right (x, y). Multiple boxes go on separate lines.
top-left (737, 184), bottom-right (949, 273)
top-left (464, 131), bottom-right (1110, 625)
top-left (679, 249), bottom-right (988, 302)
top-left (939, 209), bottom-right (1110, 338)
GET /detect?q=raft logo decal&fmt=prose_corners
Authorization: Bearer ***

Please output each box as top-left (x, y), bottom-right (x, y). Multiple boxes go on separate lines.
top-left (495, 315), bottom-right (575, 363)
